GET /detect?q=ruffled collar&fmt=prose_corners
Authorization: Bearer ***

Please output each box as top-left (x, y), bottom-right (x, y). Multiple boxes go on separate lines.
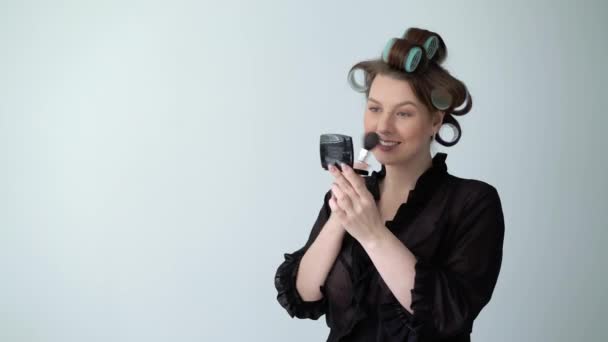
top-left (366, 152), bottom-right (449, 207)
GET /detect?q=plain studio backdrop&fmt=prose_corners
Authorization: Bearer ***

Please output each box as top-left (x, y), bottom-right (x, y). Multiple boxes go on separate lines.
top-left (1, 0), bottom-right (606, 341)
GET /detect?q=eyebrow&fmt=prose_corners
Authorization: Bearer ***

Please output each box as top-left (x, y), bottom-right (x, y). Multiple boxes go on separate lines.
top-left (368, 97), bottom-right (418, 109)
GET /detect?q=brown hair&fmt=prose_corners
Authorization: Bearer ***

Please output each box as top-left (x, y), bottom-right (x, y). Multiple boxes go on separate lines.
top-left (347, 27), bottom-right (472, 146)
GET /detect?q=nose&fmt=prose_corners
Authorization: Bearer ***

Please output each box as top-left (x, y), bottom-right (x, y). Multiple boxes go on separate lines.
top-left (376, 111), bottom-right (395, 136)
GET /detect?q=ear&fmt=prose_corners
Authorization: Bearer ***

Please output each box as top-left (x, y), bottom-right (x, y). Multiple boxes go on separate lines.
top-left (431, 110), bottom-right (445, 133)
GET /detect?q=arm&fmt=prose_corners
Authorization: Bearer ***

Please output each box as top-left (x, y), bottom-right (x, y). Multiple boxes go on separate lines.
top-left (296, 212), bottom-right (345, 301)
top-left (360, 224), bottom-right (417, 312)
top-left (362, 186), bottom-right (505, 340)
top-left (274, 189), bottom-right (344, 319)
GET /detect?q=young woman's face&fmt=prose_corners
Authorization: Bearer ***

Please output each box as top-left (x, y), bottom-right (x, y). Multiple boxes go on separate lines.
top-left (363, 74), bottom-right (439, 165)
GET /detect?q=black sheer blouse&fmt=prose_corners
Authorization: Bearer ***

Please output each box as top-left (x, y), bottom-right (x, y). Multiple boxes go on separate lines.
top-left (274, 152), bottom-right (505, 342)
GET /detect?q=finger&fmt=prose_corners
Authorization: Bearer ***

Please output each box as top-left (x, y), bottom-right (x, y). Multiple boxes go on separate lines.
top-left (331, 177), bottom-right (359, 206)
top-left (329, 191), bottom-right (342, 211)
top-left (329, 191), bottom-right (345, 214)
top-left (328, 193), bottom-right (339, 211)
top-left (329, 165), bottom-right (360, 201)
top-left (339, 163), bottom-right (368, 198)
top-left (331, 183), bottom-right (354, 212)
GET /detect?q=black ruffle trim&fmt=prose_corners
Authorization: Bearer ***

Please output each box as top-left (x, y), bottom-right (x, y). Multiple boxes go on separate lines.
top-left (378, 258), bottom-right (436, 341)
top-left (274, 250), bottom-right (327, 320)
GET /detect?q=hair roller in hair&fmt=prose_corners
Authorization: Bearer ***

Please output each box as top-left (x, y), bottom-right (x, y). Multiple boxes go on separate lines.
top-left (347, 67), bottom-right (368, 93)
top-left (435, 114), bottom-right (461, 146)
top-left (381, 38), bottom-right (423, 73)
top-left (431, 87), bottom-right (453, 110)
top-left (403, 27), bottom-right (446, 64)
top-left (423, 35), bottom-right (439, 60)
top-left (451, 89), bottom-right (472, 116)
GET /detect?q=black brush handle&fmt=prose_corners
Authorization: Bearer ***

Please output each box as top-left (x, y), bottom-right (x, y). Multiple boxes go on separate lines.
top-left (354, 168), bottom-right (368, 176)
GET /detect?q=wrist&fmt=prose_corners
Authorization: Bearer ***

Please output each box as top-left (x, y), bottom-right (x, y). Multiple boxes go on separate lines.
top-left (361, 223), bottom-right (389, 251)
top-left (325, 214), bottom-right (346, 234)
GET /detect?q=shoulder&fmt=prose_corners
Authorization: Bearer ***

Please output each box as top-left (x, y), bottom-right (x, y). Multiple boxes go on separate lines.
top-left (443, 174), bottom-right (501, 208)
top-left (442, 175), bottom-right (505, 240)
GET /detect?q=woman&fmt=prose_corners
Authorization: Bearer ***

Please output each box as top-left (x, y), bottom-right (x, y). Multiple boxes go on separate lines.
top-left (274, 27), bottom-right (505, 342)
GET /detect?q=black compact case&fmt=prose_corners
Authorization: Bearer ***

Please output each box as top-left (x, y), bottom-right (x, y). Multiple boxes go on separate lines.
top-left (320, 133), bottom-right (368, 175)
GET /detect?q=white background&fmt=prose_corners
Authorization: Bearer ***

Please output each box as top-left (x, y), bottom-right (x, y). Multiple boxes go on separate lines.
top-left (1, 0), bottom-right (606, 341)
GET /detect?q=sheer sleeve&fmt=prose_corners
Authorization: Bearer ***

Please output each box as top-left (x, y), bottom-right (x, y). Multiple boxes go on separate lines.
top-left (380, 186), bottom-right (505, 340)
top-left (274, 189), bottom-right (332, 320)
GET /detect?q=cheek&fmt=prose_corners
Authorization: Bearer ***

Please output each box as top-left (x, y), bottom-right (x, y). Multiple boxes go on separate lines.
top-left (396, 122), bottom-right (430, 141)
top-left (363, 115), bottom-right (374, 131)
top-left (398, 125), bottom-right (422, 138)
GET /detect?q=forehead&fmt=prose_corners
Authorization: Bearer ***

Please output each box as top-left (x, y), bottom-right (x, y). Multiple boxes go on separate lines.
top-left (368, 74), bottom-right (417, 103)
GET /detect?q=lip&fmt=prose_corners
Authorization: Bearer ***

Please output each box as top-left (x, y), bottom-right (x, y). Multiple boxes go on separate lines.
top-left (378, 138), bottom-right (401, 143)
top-left (376, 142), bottom-right (401, 151)
top-left (378, 141), bottom-right (402, 146)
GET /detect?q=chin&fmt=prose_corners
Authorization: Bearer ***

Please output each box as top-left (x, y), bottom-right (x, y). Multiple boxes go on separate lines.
top-left (373, 152), bottom-right (402, 165)
top-left (373, 146), bottom-right (416, 165)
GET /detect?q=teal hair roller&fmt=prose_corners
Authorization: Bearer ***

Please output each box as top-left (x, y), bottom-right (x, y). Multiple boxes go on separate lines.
top-left (381, 38), bottom-right (423, 73)
top-left (423, 35), bottom-right (439, 60)
top-left (405, 46), bottom-right (423, 72)
top-left (347, 67), bottom-right (368, 93)
top-left (381, 38), bottom-right (397, 64)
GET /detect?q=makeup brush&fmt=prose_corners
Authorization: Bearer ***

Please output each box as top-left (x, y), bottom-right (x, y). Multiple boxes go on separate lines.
top-left (353, 132), bottom-right (380, 175)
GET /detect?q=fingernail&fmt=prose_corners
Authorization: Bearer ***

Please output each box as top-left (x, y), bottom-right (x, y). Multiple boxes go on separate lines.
top-left (341, 163), bottom-right (348, 170)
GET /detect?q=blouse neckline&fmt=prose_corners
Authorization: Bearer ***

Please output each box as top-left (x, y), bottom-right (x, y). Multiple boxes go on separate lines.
top-left (366, 152), bottom-right (449, 207)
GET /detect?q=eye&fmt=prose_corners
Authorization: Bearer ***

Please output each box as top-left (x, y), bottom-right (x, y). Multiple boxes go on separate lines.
top-left (369, 107), bottom-right (380, 112)
top-left (397, 112), bottom-right (413, 117)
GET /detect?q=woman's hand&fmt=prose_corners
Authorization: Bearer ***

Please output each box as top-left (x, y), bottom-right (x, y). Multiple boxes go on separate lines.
top-left (327, 162), bottom-right (384, 244)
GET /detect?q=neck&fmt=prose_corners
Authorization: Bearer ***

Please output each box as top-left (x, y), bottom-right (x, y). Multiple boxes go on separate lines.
top-left (380, 151), bottom-right (433, 200)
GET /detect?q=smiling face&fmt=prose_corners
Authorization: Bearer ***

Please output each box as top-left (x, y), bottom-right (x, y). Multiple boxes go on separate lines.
top-left (364, 74), bottom-right (444, 165)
